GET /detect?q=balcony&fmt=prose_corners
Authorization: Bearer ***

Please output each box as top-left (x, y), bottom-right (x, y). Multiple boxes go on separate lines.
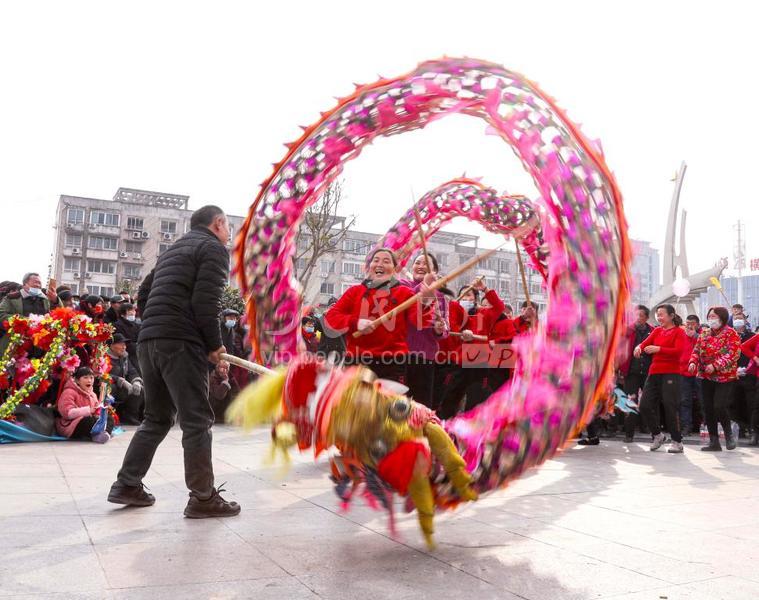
top-left (62, 246), bottom-right (84, 257)
top-left (65, 222), bottom-right (85, 232)
top-left (86, 248), bottom-right (119, 261)
top-left (86, 223), bottom-right (121, 236)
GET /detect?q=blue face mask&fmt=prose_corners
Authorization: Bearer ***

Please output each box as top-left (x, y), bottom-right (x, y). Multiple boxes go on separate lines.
top-left (460, 300), bottom-right (475, 311)
top-left (28, 287), bottom-right (44, 297)
top-left (125, 315), bottom-right (136, 322)
top-left (225, 320), bottom-right (236, 329)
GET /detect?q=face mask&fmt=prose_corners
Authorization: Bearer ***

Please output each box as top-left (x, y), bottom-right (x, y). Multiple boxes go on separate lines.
top-left (304, 326), bottom-right (315, 334)
top-left (733, 319), bottom-right (745, 329)
top-left (225, 320), bottom-right (236, 329)
top-left (125, 315), bottom-right (136, 322)
top-left (28, 287), bottom-right (43, 297)
top-left (460, 300), bottom-right (474, 311)
top-left (708, 318), bottom-right (721, 330)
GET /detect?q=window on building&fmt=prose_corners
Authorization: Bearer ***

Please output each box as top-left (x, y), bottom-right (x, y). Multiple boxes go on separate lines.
top-left (88, 236), bottom-right (118, 250)
top-left (87, 285), bottom-right (115, 298)
top-left (529, 282), bottom-right (542, 296)
top-left (64, 233), bottom-right (82, 247)
top-left (160, 220), bottom-right (177, 234)
top-left (342, 239), bottom-right (364, 254)
top-left (123, 264), bottom-right (141, 279)
top-left (126, 216), bottom-right (144, 230)
top-left (87, 260), bottom-right (116, 274)
top-left (486, 278), bottom-right (497, 290)
top-left (295, 258), bottom-right (307, 272)
top-left (319, 260), bottom-right (335, 274)
top-left (89, 211), bottom-right (120, 227)
top-left (342, 262), bottom-right (363, 276)
top-left (63, 258), bottom-right (81, 272)
top-left (65, 282), bottom-right (79, 294)
top-left (158, 243), bottom-right (171, 256)
top-left (498, 279), bottom-right (510, 295)
top-left (66, 207), bottom-right (85, 225)
top-left (297, 235), bottom-right (311, 250)
top-left (319, 282), bottom-right (335, 295)
top-left (485, 258), bottom-right (498, 272)
top-left (124, 241), bottom-right (142, 253)
top-left (499, 259), bottom-right (511, 273)
top-left (341, 283), bottom-right (353, 294)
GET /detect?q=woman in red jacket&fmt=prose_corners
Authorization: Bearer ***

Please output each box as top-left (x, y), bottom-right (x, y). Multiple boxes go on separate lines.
top-left (633, 304), bottom-right (686, 453)
top-left (739, 332), bottom-right (759, 446)
top-left (324, 248), bottom-right (434, 385)
top-left (436, 278), bottom-right (505, 419)
top-left (688, 306), bottom-right (743, 451)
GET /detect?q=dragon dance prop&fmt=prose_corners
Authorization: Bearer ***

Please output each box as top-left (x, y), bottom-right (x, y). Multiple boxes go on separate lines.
top-left (374, 177), bottom-right (548, 278)
top-left (233, 57), bottom-right (632, 546)
top-left (0, 308), bottom-right (113, 420)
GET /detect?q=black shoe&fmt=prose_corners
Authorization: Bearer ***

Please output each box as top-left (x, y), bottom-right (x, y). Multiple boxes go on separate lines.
top-left (107, 481), bottom-right (155, 507)
top-left (624, 436), bottom-right (634, 443)
top-left (701, 436), bottom-right (722, 452)
top-left (725, 436), bottom-right (737, 451)
top-left (184, 484), bottom-right (241, 518)
top-left (578, 437), bottom-right (600, 446)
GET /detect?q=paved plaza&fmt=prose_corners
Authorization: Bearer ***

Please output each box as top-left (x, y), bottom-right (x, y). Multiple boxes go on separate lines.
top-left (1, 426), bottom-right (758, 600)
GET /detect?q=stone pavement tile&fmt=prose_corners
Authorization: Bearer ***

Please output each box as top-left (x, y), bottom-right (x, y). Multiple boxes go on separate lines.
top-left (221, 504), bottom-right (367, 540)
top-left (298, 568), bottom-right (510, 600)
top-left (0, 459), bottom-right (62, 477)
top-left (603, 575), bottom-right (759, 599)
top-left (448, 543), bottom-right (665, 600)
top-left (247, 529), bottom-right (431, 576)
top-left (84, 511), bottom-right (245, 546)
top-left (109, 577), bottom-right (319, 600)
top-left (0, 475), bottom-right (71, 495)
top-left (5, 594), bottom-right (110, 600)
top-left (0, 492), bottom-right (79, 517)
top-left (0, 515), bottom-right (90, 549)
top-left (0, 543), bottom-right (109, 596)
top-left (95, 538), bottom-right (287, 589)
top-left (622, 497), bottom-right (759, 531)
top-left (570, 540), bottom-right (725, 585)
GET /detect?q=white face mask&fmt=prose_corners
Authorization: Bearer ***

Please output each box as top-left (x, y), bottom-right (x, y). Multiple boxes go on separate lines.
top-left (225, 320), bottom-right (237, 329)
top-left (708, 318), bottom-right (721, 330)
top-left (460, 300), bottom-right (475, 311)
top-left (733, 319), bottom-right (745, 329)
top-left (125, 315), bottom-right (136, 322)
top-left (28, 286), bottom-right (43, 297)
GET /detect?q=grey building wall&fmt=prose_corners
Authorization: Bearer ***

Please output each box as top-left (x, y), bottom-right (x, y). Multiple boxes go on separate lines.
top-left (51, 188), bottom-right (243, 297)
top-left (697, 275), bottom-right (759, 326)
top-left (630, 240), bottom-right (660, 307)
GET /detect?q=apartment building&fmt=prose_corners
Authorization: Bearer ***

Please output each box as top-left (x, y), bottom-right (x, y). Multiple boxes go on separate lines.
top-left (51, 188), bottom-right (244, 297)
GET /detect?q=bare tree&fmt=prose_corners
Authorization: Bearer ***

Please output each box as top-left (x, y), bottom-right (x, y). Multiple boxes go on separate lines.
top-left (294, 180), bottom-right (355, 298)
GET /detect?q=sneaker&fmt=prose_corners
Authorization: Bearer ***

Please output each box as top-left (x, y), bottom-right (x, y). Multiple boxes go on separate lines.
top-left (650, 433), bottom-right (666, 451)
top-left (107, 481), bottom-right (156, 507)
top-left (92, 432), bottom-right (110, 444)
top-left (578, 437), bottom-right (600, 446)
top-left (184, 484), bottom-right (241, 519)
top-left (667, 441), bottom-right (684, 454)
top-left (623, 435), bottom-right (634, 443)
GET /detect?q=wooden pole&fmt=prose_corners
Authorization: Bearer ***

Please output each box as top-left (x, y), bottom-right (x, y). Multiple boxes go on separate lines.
top-left (455, 275), bottom-right (485, 302)
top-left (412, 207), bottom-right (433, 274)
top-left (514, 238), bottom-right (531, 306)
top-left (353, 244), bottom-right (504, 338)
top-left (220, 353), bottom-right (276, 376)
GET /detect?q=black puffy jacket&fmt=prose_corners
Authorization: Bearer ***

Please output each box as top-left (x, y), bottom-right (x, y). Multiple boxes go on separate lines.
top-left (137, 227), bottom-right (229, 352)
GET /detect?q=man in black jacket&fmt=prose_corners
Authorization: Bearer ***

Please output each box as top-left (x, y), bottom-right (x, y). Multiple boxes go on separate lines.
top-left (108, 205), bottom-right (240, 518)
top-left (113, 303), bottom-right (141, 372)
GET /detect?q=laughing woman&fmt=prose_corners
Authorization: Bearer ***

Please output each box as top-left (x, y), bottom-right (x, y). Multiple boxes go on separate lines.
top-left (324, 248), bottom-right (435, 385)
top-left (400, 252), bottom-right (449, 408)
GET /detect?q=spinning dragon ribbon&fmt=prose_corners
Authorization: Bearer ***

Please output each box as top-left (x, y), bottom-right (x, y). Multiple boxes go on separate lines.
top-left (231, 57), bottom-right (631, 547)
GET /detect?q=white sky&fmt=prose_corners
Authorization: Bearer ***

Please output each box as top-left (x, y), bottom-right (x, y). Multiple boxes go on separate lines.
top-left (1, 0), bottom-right (757, 283)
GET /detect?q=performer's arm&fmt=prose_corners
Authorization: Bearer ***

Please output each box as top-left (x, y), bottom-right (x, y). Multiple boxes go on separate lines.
top-left (324, 286), bottom-right (362, 335)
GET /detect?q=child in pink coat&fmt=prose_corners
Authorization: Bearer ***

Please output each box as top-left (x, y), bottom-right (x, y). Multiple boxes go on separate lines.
top-left (56, 366), bottom-right (113, 443)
